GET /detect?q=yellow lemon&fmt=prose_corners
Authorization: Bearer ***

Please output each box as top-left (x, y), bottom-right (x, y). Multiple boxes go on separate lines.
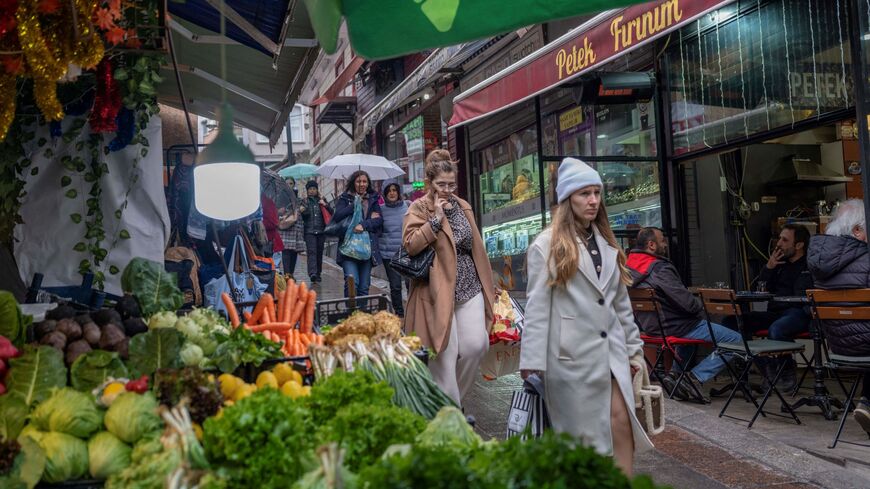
top-left (280, 381), bottom-right (303, 399)
top-left (218, 374), bottom-right (242, 398)
top-left (233, 384), bottom-right (256, 402)
top-left (272, 363), bottom-right (297, 386)
top-left (256, 371), bottom-right (279, 389)
top-left (101, 382), bottom-right (126, 406)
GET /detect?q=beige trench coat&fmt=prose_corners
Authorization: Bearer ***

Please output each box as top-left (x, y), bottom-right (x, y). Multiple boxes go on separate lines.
top-left (519, 227), bottom-right (654, 455)
top-left (402, 194), bottom-right (495, 354)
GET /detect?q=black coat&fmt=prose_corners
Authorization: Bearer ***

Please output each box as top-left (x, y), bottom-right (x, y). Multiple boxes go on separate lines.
top-left (627, 251), bottom-right (704, 338)
top-left (807, 234), bottom-right (870, 356)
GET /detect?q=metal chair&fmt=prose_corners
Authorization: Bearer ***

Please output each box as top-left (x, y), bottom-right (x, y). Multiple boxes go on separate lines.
top-left (699, 288), bottom-right (804, 428)
top-left (805, 289), bottom-right (870, 448)
top-left (629, 288), bottom-right (711, 403)
top-left (753, 328), bottom-right (813, 396)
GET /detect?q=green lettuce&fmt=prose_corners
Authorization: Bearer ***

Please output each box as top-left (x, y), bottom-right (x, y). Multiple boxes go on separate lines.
top-left (0, 397), bottom-right (28, 441)
top-left (0, 291), bottom-right (29, 346)
top-left (30, 431), bottom-right (89, 483)
top-left (104, 392), bottom-right (162, 444)
top-left (31, 388), bottom-right (103, 438)
top-left (88, 431), bottom-right (132, 480)
top-left (0, 436), bottom-right (46, 489)
top-left (70, 350), bottom-right (129, 392)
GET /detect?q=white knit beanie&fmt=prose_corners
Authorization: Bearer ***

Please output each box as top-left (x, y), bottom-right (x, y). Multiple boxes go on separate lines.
top-left (556, 157), bottom-right (603, 203)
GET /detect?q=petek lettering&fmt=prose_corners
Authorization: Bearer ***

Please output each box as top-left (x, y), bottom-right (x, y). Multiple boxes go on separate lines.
top-left (555, 37), bottom-right (596, 80)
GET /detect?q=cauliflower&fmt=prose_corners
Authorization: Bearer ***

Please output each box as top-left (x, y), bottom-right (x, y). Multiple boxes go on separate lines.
top-left (175, 316), bottom-right (200, 340)
top-left (180, 342), bottom-right (204, 367)
top-left (147, 311), bottom-right (178, 330)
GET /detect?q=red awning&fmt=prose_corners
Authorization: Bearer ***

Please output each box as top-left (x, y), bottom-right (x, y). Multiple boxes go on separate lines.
top-left (311, 55), bottom-right (366, 105)
top-left (450, 0), bottom-right (734, 127)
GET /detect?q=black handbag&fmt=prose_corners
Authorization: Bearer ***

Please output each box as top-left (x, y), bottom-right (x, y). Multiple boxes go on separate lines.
top-left (323, 214), bottom-right (352, 237)
top-left (391, 245), bottom-right (435, 280)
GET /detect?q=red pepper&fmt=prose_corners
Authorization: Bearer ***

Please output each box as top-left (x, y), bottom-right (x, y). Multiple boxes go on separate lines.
top-left (125, 375), bottom-right (149, 393)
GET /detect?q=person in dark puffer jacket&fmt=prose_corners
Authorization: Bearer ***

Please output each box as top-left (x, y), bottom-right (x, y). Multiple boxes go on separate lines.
top-left (378, 182), bottom-right (409, 317)
top-left (807, 199), bottom-right (870, 435)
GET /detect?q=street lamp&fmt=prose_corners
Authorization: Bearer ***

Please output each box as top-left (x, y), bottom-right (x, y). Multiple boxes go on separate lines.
top-left (193, 104), bottom-right (260, 221)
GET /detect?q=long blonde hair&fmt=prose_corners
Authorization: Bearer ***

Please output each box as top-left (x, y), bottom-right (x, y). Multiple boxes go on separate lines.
top-left (546, 199), bottom-right (631, 288)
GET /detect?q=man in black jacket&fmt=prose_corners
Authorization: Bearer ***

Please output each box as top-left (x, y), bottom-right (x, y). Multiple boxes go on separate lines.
top-left (735, 224), bottom-right (814, 391)
top-left (299, 181), bottom-right (333, 283)
top-left (627, 227), bottom-right (743, 401)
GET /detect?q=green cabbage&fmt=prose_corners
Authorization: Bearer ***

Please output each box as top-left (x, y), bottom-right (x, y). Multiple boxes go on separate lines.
top-left (174, 316), bottom-right (200, 340)
top-left (130, 435), bottom-right (163, 464)
top-left (415, 406), bottom-right (481, 451)
top-left (180, 342), bottom-right (204, 367)
top-left (88, 432), bottom-right (132, 480)
top-left (31, 388), bottom-right (103, 438)
top-left (104, 392), bottom-right (162, 444)
top-left (33, 431), bottom-right (89, 483)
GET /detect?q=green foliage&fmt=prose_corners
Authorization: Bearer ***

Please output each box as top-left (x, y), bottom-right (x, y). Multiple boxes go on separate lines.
top-left (358, 443), bottom-right (485, 489)
top-left (209, 326), bottom-right (283, 373)
top-left (0, 397), bottom-right (28, 441)
top-left (316, 403), bottom-right (425, 472)
top-left (0, 436), bottom-right (45, 489)
top-left (0, 290), bottom-right (27, 344)
top-left (121, 258), bottom-right (184, 317)
top-left (4, 346), bottom-right (67, 407)
top-left (127, 328), bottom-right (184, 377)
top-left (203, 389), bottom-right (317, 488)
top-left (304, 369), bottom-right (395, 426)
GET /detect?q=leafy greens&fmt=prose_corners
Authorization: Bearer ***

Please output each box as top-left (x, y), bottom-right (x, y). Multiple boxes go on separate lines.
top-left (121, 258), bottom-right (184, 317)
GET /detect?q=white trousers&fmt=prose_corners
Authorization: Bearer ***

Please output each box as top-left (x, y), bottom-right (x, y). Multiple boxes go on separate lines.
top-left (428, 292), bottom-right (488, 407)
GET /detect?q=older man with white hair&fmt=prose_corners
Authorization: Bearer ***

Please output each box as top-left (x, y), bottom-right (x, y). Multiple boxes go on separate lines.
top-left (807, 199), bottom-right (870, 436)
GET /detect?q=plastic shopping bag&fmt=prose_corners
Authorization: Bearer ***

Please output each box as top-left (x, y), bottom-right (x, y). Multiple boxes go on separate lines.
top-left (506, 374), bottom-right (551, 439)
top-left (203, 235), bottom-right (267, 316)
top-left (480, 341), bottom-right (520, 380)
top-left (339, 195), bottom-right (371, 261)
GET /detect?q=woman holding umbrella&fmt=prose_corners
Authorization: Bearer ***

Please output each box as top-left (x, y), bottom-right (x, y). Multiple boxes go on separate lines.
top-left (332, 170), bottom-right (383, 299)
top-left (278, 176), bottom-right (306, 280)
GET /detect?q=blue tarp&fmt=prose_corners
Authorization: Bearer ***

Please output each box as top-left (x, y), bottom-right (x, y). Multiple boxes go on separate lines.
top-left (168, 0), bottom-right (290, 56)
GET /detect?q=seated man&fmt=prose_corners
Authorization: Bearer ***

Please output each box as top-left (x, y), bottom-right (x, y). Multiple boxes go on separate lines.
top-left (734, 224), bottom-right (814, 392)
top-left (627, 227), bottom-right (743, 402)
top-left (807, 199), bottom-right (870, 436)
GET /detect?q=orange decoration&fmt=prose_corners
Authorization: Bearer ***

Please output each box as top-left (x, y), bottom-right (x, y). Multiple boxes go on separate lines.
top-left (105, 25), bottom-right (124, 44)
top-left (94, 8), bottom-right (115, 30)
top-left (37, 0), bottom-right (61, 14)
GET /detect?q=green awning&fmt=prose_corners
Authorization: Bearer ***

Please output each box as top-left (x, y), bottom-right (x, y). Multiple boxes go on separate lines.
top-left (303, 0), bottom-right (650, 59)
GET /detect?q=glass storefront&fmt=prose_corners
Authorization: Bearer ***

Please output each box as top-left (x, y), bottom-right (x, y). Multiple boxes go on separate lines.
top-left (664, 0), bottom-right (853, 155)
top-left (382, 115), bottom-right (425, 190)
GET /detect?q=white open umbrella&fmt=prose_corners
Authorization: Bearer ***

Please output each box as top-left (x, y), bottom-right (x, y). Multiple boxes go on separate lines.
top-left (316, 153), bottom-right (405, 181)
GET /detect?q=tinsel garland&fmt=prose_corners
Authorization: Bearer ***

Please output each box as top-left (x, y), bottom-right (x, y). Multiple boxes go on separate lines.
top-left (89, 58), bottom-right (119, 132)
top-left (69, 0), bottom-right (103, 69)
top-left (0, 74), bottom-right (16, 139)
top-left (16, 2), bottom-right (68, 121)
top-left (14, 0), bottom-right (103, 124)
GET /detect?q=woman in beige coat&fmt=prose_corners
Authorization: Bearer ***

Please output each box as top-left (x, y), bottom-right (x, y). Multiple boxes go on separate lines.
top-left (519, 158), bottom-right (653, 476)
top-left (403, 149), bottom-right (495, 407)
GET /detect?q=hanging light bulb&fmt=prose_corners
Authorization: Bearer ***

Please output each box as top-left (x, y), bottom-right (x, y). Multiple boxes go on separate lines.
top-left (194, 104), bottom-right (261, 220)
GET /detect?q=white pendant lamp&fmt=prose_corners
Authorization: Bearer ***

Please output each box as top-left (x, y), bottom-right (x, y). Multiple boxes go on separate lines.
top-left (193, 104), bottom-right (260, 221)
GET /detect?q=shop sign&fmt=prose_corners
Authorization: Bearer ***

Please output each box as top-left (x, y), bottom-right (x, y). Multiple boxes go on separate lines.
top-left (401, 116), bottom-right (424, 159)
top-left (558, 107), bottom-right (584, 132)
top-left (482, 198), bottom-right (542, 227)
top-left (452, 0), bottom-right (733, 126)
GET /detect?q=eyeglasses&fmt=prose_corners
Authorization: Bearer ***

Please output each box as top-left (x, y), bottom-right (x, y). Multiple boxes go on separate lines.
top-left (433, 182), bottom-right (457, 191)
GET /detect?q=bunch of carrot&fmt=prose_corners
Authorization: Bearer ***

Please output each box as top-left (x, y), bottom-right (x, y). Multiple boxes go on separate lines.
top-left (220, 280), bottom-right (323, 357)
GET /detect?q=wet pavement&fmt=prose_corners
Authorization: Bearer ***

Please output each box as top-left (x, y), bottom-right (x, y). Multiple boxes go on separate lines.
top-left (300, 253), bottom-right (870, 488)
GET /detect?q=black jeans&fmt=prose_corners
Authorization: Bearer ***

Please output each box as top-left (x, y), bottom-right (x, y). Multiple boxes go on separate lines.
top-left (304, 233), bottom-right (326, 278)
top-left (282, 250), bottom-right (298, 276)
top-left (382, 259), bottom-right (406, 316)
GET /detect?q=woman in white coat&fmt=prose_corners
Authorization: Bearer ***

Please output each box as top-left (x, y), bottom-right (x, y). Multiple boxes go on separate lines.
top-left (519, 157), bottom-right (653, 476)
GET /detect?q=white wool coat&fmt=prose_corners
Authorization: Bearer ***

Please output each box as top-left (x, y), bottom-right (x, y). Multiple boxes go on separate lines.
top-left (519, 226), bottom-right (654, 455)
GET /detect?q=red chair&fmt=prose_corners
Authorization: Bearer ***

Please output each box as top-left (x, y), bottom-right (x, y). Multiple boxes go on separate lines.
top-left (630, 288), bottom-right (711, 403)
